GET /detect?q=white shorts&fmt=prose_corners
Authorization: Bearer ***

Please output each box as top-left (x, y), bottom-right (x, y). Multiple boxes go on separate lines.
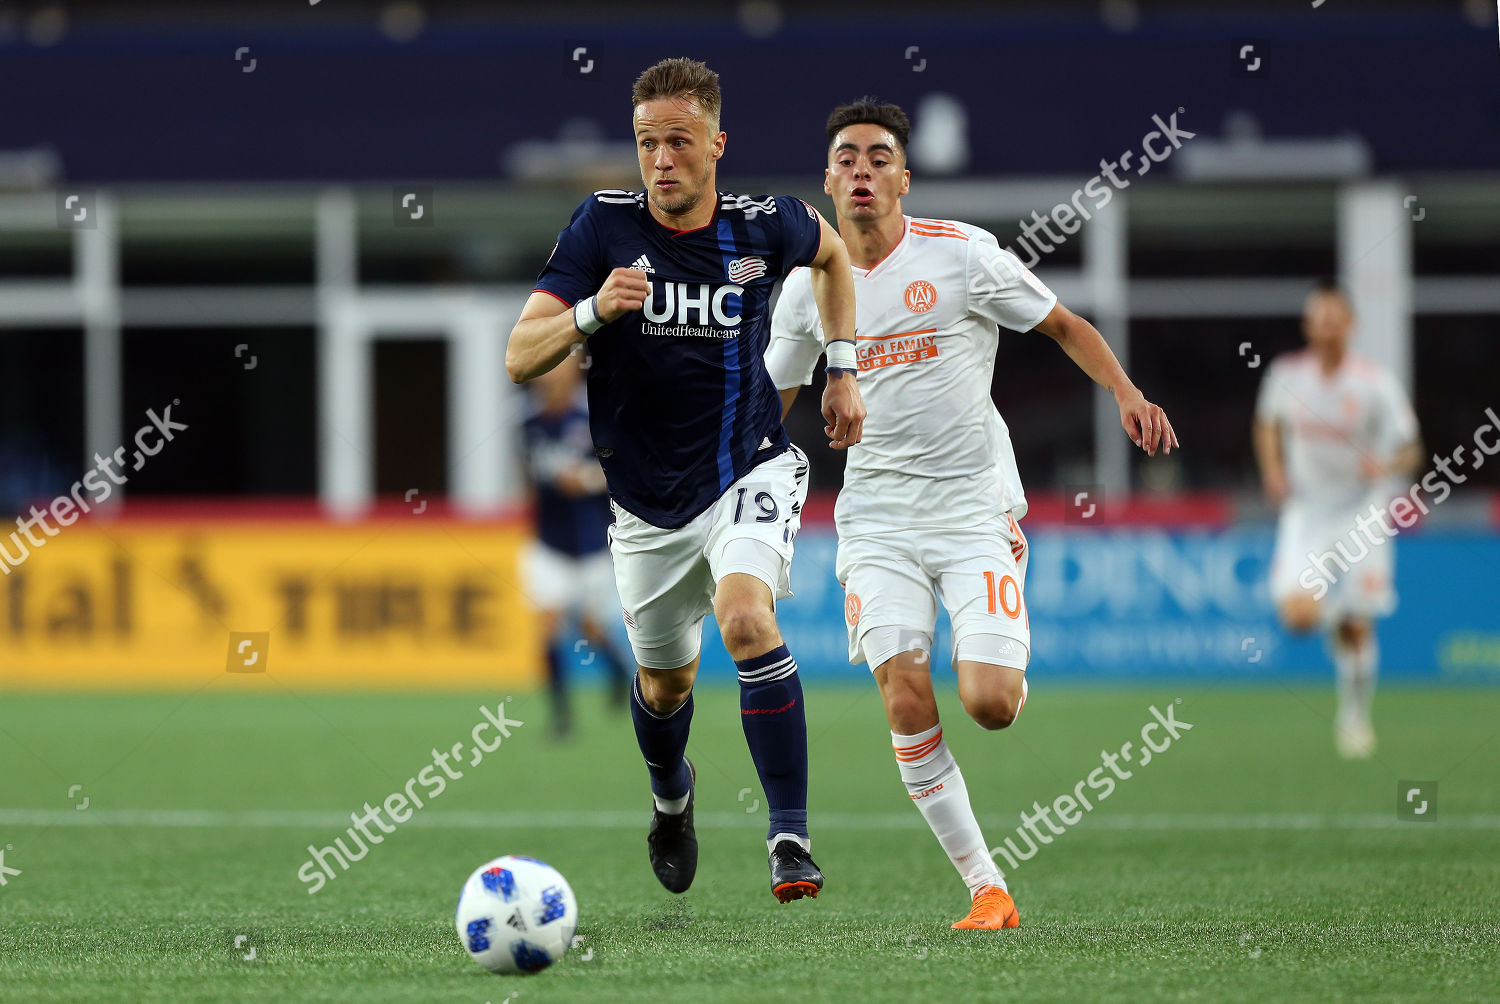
top-left (608, 445), bottom-right (808, 670)
top-left (521, 541), bottom-right (619, 621)
top-left (836, 511), bottom-right (1031, 672)
top-left (1270, 502), bottom-right (1396, 622)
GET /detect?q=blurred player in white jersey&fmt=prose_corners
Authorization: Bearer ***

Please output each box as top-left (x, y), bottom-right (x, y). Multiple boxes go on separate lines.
top-left (766, 99), bottom-right (1177, 930)
top-left (1253, 281), bottom-right (1421, 758)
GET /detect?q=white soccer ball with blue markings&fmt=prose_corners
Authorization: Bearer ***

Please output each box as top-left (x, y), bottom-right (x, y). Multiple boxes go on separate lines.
top-left (455, 855), bottom-right (578, 975)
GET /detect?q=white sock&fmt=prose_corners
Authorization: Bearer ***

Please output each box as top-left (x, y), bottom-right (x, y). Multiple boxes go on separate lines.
top-left (892, 723), bottom-right (1004, 895)
top-left (1333, 634), bottom-right (1378, 724)
top-left (654, 792), bottom-right (689, 815)
top-left (767, 831), bottom-right (811, 854)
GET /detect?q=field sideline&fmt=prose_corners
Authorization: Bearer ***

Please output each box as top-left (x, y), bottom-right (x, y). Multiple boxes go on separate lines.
top-left (1, 685), bottom-right (1497, 1002)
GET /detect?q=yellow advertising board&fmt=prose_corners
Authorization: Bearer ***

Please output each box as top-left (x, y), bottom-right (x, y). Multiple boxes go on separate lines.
top-left (0, 517), bottom-right (541, 689)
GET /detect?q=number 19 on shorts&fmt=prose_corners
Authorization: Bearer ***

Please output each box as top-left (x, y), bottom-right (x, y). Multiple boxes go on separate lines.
top-left (733, 487), bottom-right (779, 523)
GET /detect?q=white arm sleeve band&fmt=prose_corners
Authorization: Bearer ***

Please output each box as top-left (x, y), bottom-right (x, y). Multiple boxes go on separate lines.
top-left (766, 281), bottom-right (825, 389)
top-left (765, 333), bottom-right (824, 390)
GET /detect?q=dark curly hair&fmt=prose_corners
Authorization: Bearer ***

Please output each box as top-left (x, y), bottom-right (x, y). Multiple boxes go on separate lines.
top-left (825, 98), bottom-right (911, 158)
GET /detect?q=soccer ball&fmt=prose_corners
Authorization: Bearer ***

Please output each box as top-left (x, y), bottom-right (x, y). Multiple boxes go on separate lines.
top-left (455, 855), bottom-right (579, 975)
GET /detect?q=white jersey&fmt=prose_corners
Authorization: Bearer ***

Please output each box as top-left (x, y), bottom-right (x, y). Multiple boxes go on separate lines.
top-left (766, 215), bottom-right (1056, 534)
top-left (1254, 349), bottom-right (1418, 512)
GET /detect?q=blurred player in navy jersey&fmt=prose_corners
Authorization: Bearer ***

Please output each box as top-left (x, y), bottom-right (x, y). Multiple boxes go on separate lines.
top-left (520, 353), bottom-right (630, 740)
top-left (506, 57), bottom-right (865, 903)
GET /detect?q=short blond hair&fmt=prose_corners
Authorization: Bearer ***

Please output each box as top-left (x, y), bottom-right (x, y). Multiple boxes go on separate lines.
top-left (632, 57), bottom-right (722, 130)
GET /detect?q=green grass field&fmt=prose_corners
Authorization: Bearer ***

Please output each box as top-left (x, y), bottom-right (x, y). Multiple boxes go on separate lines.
top-left (1, 683), bottom-right (1497, 1002)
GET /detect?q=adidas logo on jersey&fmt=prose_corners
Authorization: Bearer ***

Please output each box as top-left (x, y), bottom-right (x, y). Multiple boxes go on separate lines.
top-left (629, 254), bottom-right (655, 273)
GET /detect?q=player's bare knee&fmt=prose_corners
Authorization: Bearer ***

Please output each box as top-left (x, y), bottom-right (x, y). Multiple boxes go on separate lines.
top-left (883, 683), bottom-right (937, 735)
top-left (578, 614), bottom-right (605, 642)
top-left (874, 650), bottom-right (939, 734)
top-left (535, 608), bottom-right (562, 641)
top-left (955, 656), bottom-right (1025, 730)
top-left (637, 669), bottom-right (692, 711)
top-left (714, 603), bottom-right (779, 659)
top-left (965, 692), bottom-right (1019, 731)
top-left (1279, 595), bottom-right (1321, 634)
top-left (1337, 618), bottom-right (1370, 647)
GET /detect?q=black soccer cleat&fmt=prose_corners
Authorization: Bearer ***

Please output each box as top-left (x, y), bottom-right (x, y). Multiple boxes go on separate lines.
top-left (646, 758), bottom-right (697, 894)
top-left (769, 839), bottom-right (823, 903)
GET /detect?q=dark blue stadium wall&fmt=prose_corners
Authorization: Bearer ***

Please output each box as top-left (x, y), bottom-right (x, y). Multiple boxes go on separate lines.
top-left (4, 10), bottom-right (1497, 182)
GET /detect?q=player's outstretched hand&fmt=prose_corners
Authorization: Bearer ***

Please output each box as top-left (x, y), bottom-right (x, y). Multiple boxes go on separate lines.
top-left (822, 373), bottom-right (866, 450)
top-left (1117, 388), bottom-right (1178, 457)
top-left (595, 268), bottom-right (651, 323)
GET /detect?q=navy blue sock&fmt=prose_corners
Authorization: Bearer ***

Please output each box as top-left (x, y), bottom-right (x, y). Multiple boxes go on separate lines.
top-left (545, 639), bottom-right (569, 720)
top-left (593, 638), bottom-right (626, 678)
top-left (737, 645), bottom-right (808, 840)
top-left (630, 674), bottom-right (693, 801)
top-left (595, 639), bottom-right (629, 702)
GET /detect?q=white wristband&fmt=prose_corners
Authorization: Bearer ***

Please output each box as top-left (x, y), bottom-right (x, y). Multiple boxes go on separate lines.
top-left (825, 338), bottom-right (856, 371)
top-left (573, 296), bottom-right (605, 336)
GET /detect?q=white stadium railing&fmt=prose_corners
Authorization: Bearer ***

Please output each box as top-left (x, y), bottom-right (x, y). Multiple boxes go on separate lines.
top-left (2, 180), bottom-right (1497, 515)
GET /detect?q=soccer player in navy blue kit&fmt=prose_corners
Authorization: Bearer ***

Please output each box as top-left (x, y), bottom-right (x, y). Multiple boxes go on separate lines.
top-left (506, 57), bottom-right (865, 903)
top-left (519, 357), bottom-right (631, 739)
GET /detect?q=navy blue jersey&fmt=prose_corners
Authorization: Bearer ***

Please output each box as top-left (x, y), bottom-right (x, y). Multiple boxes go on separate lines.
top-left (533, 190), bottom-right (823, 529)
top-left (521, 395), bottom-right (613, 556)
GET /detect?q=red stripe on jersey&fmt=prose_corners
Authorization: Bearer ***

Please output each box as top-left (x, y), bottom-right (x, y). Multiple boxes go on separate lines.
top-left (532, 288), bottom-right (573, 308)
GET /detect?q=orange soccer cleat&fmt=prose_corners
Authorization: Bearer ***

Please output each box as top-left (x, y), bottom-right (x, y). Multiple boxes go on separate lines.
top-left (950, 885), bottom-right (1020, 930)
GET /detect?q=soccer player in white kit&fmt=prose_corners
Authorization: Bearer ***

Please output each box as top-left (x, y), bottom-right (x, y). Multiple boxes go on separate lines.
top-left (766, 99), bottom-right (1177, 930)
top-left (1253, 281), bottom-right (1421, 758)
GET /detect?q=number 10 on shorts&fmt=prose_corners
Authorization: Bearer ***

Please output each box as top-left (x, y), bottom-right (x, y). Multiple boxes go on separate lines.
top-left (983, 571), bottom-right (1025, 623)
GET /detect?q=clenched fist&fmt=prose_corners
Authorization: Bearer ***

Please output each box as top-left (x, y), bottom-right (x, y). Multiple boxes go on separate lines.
top-left (595, 268), bottom-right (652, 324)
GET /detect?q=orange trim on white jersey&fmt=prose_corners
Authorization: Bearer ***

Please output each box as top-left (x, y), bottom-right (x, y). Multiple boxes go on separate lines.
top-left (911, 218), bottom-right (965, 232)
top-left (909, 230), bottom-right (968, 242)
top-left (856, 326), bottom-right (937, 342)
top-left (1008, 513), bottom-right (1028, 563)
top-left (909, 219), bottom-right (969, 240)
